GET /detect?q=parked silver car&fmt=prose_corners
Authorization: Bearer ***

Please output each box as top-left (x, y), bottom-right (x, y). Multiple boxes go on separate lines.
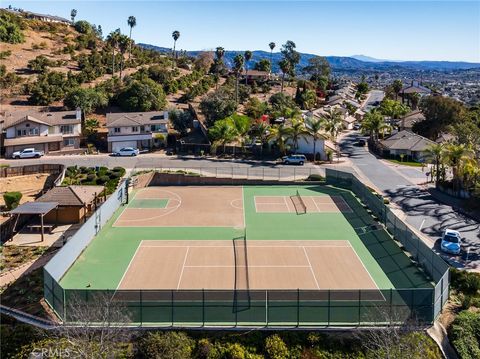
top-left (113, 147), bottom-right (140, 157)
top-left (282, 154), bottom-right (306, 165)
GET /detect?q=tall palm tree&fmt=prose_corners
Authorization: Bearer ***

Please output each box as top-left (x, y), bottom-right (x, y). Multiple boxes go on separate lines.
top-left (233, 54), bottom-right (244, 104)
top-left (244, 50), bottom-right (252, 85)
top-left (106, 29), bottom-right (121, 77)
top-left (230, 114), bottom-right (251, 154)
top-left (323, 109), bottom-right (344, 161)
top-left (214, 46), bottom-right (225, 89)
top-left (70, 9), bottom-right (77, 24)
top-left (172, 30), bottom-right (180, 68)
top-left (118, 35), bottom-right (131, 80)
top-left (127, 16), bottom-right (136, 60)
top-left (362, 109), bottom-right (390, 142)
top-left (392, 79), bottom-right (403, 101)
top-left (426, 143), bottom-right (445, 186)
top-left (288, 119), bottom-right (308, 153)
top-left (268, 42), bottom-right (275, 73)
top-left (279, 59), bottom-right (290, 93)
top-left (268, 123), bottom-right (292, 155)
top-left (305, 116), bottom-right (324, 161)
top-left (209, 120), bottom-right (237, 154)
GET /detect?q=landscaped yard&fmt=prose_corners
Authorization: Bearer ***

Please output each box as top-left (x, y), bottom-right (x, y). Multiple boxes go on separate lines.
top-left (0, 245), bottom-right (55, 273)
top-left (386, 159), bottom-right (425, 167)
top-left (62, 166), bottom-right (126, 194)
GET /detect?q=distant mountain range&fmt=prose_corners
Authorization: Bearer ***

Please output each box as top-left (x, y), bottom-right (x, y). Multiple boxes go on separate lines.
top-left (139, 43), bottom-right (480, 72)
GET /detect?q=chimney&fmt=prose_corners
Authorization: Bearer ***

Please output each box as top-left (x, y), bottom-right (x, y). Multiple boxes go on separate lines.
top-left (163, 111), bottom-right (169, 120)
top-left (75, 107), bottom-right (82, 121)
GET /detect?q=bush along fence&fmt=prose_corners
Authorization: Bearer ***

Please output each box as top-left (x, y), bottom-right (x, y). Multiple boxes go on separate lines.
top-left (43, 171), bottom-right (449, 328)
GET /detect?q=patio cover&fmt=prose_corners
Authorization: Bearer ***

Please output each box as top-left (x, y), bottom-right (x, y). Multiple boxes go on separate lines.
top-left (10, 201), bottom-right (58, 215)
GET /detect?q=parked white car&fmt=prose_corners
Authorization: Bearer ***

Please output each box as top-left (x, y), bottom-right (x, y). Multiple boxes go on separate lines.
top-left (11, 148), bottom-right (44, 159)
top-left (440, 229), bottom-right (462, 255)
top-left (113, 147), bottom-right (140, 157)
top-left (282, 154), bottom-right (306, 165)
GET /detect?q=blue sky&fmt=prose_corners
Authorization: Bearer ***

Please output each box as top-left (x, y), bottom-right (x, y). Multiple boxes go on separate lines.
top-left (7, 1), bottom-right (480, 62)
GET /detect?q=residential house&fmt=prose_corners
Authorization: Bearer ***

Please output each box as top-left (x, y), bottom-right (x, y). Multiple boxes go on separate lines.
top-left (106, 111), bottom-right (170, 152)
top-left (342, 116), bottom-right (357, 130)
top-left (398, 110), bottom-right (425, 130)
top-left (240, 70), bottom-right (272, 82)
top-left (400, 81), bottom-right (432, 106)
top-left (37, 185), bottom-right (104, 224)
top-left (379, 130), bottom-right (435, 161)
top-left (354, 108), bottom-right (366, 121)
top-left (2, 109), bottom-right (82, 158)
top-left (4, 8), bottom-right (70, 24)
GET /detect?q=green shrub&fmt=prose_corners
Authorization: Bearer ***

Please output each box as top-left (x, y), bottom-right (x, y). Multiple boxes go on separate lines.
top-left (137, 331), bottom-right (194, 359)
top-left (265, 334), bottom-right (289, 359)
top-left (3, 191), bottom-right (22, 210)
top-left (79, 166), bottom-right (89, 174)
top-left (96, 175), bottom-right (110, 185)
top-left (305, 174), bottom-right (325, 182)
top-left (86, 174), bottom-right (96, 182)
top-left (109, 172), bottom-right (121, 179)
top-left (449, 310), bottom-right (480, 359)
top-left (113, 166), bottom-right (124, 173)
top-left (0, 11), bottom-right (24, 44)
top-left (451, 268), bottom-right (480, 296)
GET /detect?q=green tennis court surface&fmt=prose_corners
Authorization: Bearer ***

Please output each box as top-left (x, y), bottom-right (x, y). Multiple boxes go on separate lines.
top-left (128, 198), bottom-right (169, 208)
top-left (60, 185), bottom-right (432, 294)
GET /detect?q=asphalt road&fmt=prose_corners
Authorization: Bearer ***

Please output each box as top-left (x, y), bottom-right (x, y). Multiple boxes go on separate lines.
top-left (0, 153), bottom-right (324, 181)
top-left (339, 131), bottom-right (480, 270)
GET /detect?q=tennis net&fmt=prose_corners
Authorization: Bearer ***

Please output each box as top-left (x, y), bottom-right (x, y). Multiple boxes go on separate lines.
top-left (233, 230), bottom-right (250, 312)
top-left (291, 190), bottom-right (307, 214)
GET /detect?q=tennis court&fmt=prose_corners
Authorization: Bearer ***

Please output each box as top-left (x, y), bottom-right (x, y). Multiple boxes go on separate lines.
top-left (117, 240), bottom-right (380, 292)
top-left (254, 195), bottom-right (352, 213)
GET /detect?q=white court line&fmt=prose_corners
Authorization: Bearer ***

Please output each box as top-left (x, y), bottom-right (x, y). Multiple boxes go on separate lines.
top-left (116, 240), bottom-right (143, 290)
top-left (283, 196), bottom-right (291, 212)
top-left (242, 186), bottom-right (246, 229)
top-left (311, 197), bottom-right (322, 213)
top-left (346, 242), bottom-right (383, 295)
top-left (302, 246), bottom-right (320, 289)
top-left (112, 188), bottom-right (141, 227)
top-left (140, 245), bottom-right (352, 248)
top-left (184, 265), bottom-right (312, 268)
top-left (176, 246), bottom-right (190, 290)
top-left (419, 219), bottom-right (425, 231)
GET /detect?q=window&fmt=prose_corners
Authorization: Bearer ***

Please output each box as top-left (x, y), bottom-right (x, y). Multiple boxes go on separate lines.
top-left (132, 126), bottom-right (139, 132)
top-left (63, 138), bottom-right (75, 146)
top-left (17, 130), bottom-right (21, 137)
top-left (60, 125), bottom-right (73, 134)
top-left (29, 128), bottom-right (39, 135)
top-left (114, 127), bottom-right (121, 133)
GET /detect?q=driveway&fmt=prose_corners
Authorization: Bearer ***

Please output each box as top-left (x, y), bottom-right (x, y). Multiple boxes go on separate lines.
top-left (339, 131), bottom-right (480, 271)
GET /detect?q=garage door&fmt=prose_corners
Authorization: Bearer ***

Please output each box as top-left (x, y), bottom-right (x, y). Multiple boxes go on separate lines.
top-left (112, 141), bottom-right (137, 152)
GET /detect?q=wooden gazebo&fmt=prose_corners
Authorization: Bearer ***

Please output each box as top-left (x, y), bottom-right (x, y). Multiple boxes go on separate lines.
top-left (9, 202), bottom-right (59, 242)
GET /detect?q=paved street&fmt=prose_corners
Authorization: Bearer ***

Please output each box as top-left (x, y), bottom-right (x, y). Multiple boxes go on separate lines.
top-left (0, 153), bottom-right (324, 181)
top-left (339, 131), bottom-right (480, 270)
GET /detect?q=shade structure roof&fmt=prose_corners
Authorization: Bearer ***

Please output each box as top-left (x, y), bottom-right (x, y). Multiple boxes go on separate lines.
top-left (10, 201), bottom-right (58, 215)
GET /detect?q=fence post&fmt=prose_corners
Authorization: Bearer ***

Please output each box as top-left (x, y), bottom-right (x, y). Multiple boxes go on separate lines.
top-left (265, 290), bottom-right (268, 327)
top-left (171, 290), bottom-right (174, 327)
top-left (139, 290), bottom-right (143, 326)
top-left (202, 289), bottom-right (205, 327)
top-left (327, 290), bottom-right (331, 326)
top-left (358, 290), bottom-right (361, 326)
top-left (297, 289), bottom-right (300, 327)
top-left (389, 289), bottom-right (393, 325)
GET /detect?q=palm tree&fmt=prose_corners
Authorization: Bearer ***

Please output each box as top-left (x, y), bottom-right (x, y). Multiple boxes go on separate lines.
top-left (362, 109), bottom-right (390, 142)
top-left (209, 120), bottom-right (237, 154)
top-left (392, 79), bottom-right (403, 101)
top-left (288, 119), bottom-right (308, 153)
top-left (444, 143), bottom-right (475, 191)
top-left (233, 54), bottom-right (244, 104)
top-left (279, 59), bottom-right (290, 93)
top-left (172, 30), bottom-right (180, 67)
top-left (127, 16), bottom-right (136, 60)
top-left (268, 123), bottom-right (292, 155)
top-left (70, 9), bottom-right (77, 24)
top-left (230, 114), bottom-right (251, 155)
top-left (252, 122), bottom-right (270, 157)
top-left (425, 143), bottom-right (445, 186)
top-left (305, 116), bottom-right (324, 161)
top-left (244, 50), bottom-right (252, 85)
top-left (268, 42), bottom-right (275, 72)
top-left (214, 46), bottom-right (225, 89)
top-left (323, 109), bottom-right (344, 161)
top-left (118, 35), bottom-right (131, 80)
top-left (106, 29), bottom-right (121, 77)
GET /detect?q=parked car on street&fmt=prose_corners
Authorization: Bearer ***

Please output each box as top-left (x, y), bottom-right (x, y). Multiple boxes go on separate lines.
top-left (282, 154), bottom-right (306, 165)
top-left (440, 229), bottom-right (462, 255)
top-left (353, 123), bottom-right (361, 130)
top-left (11, 148), bottom-right (44, 159)
top-left (113, 147), bottom-right (140, 157)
